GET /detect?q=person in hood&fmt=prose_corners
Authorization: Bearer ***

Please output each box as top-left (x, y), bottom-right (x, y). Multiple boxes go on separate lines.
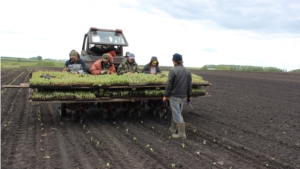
top-left (117, 53), bottom-right (139, 75)
top-left (90, 53), bottom-right (116, 75)
top-left (63, 50), bottom-right (87, 74)
top-left (142, 56), bottom-right (161, 74)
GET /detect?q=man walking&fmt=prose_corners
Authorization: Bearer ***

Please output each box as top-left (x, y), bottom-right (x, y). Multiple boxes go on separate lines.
top-left (163, 53), bottom-right (192, 139)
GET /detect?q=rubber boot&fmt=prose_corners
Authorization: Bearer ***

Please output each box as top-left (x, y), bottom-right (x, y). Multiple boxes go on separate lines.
top-left (172, 123), bottom-right (186, 139)
top-left (169, 119), bottom-right (177, 134)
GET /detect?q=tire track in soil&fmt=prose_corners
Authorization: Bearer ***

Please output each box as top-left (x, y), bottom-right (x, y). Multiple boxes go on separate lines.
top-left (1, 84), bottom-right (34, 169)
top-left (1, 69), bottom-right (30, 124)
top-left (1, 69), bottom-right (19, 82)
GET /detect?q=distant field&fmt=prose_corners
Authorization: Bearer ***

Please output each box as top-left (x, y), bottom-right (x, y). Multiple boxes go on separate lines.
top-left (1, 58), bottom-right (65, 68)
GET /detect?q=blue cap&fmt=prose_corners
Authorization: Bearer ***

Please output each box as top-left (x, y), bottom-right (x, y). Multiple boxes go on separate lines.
top-left (172, 53), bottom-right (182, 60)
top-left (129, 53), bottom-right (135, 59)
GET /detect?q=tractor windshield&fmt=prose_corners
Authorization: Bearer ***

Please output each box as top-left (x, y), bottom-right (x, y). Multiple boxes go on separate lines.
top-left (90, 31), bottom-right (127, 45)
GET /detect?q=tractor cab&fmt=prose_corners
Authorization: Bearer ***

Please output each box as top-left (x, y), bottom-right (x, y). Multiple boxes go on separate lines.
top-left (80, 27), bottom-right (129, 73)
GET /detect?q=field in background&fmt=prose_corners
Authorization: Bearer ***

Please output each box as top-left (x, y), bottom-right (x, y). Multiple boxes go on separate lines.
top-left (1, 57), bottom-right (65, 68)
top-left (1, 57), bottom-right (299, 73)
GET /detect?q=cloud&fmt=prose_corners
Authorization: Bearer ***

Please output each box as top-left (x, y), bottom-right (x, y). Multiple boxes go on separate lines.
top-left (0, 0), bottom-right (300, 71)
top-left (135, 0), bottom-right (300, 34)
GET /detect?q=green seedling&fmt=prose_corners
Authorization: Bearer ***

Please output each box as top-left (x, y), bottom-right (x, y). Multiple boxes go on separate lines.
top-left (152, 126), bottom-right (154, 130)
top-left (196, 151), bottom-right (200, 155)
top-left (213, 162), bottom-right (216, 165)
top-left (133, 137), bottom-right (137, 141)
top-left (172, 163), bottom-right (176, 168)
top-left (96, 142), bottom-right (99, 147)
top-left (213, 139), bottom-right (216, 142)
top-left (182, 143), bottom-right (185, 148)
top-left (90, 137), bottom-right (93, 142)
top-left (113, 122), bottom-right (116, 125)
top-left (146, 144), bottom-right (150, 148)
top-left (228, 146), bottom-right (231, 149)
top-left (40, 140), bottom-right (43, 143)
top-left (169, 136), bottom-right (171, 139)
top-left (141, 121), bottom-right (143, 123)
top-left (40, 148), bottom-right (44, 151)
top-left (126, 128), bottom-right (128, 133)
top-left (150, 148), bottom-right (154, 152)
top-left (43, 156), bottom-right (50, 159)
top-left (194, 129), bottom-right (197, 133)
top-left (41, 128), bottom-right (43, 131)
top-left (266, 164), bottom-right (269, 167)
top-left (106, 163), bottom-right (110, 168)
top-left (83, 125), bottom-right (86, 129)
top-left (86, 131), bottom-right (90, 134)
top-left (41, 123), bottom-right (43, 126)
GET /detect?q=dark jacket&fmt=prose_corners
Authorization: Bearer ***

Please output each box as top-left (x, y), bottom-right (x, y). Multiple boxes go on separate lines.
top-left (142, 56), bottom-right (161, 74)
top-left (64, 59), bottom-right (87, 74)
top-left (164, 64), bottom-right (192, 98)
top-left (117, 60), bottom-right (139, 75)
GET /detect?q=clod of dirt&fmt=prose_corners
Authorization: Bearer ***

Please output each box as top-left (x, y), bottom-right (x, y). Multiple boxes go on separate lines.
top-left (217, 161), bottom-right (224, 166)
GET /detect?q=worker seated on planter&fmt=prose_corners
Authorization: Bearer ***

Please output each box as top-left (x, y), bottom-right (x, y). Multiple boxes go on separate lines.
top-left (142, 56), bottom-right (161, 74)
top-left (90, 53), bottom-right (116, 75)
top-left (117, 53), bottom-right (139, 75)
top-left (63, 50), bottom-right (88, 74)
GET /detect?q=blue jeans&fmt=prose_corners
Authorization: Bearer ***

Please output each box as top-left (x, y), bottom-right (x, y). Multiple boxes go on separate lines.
top-left (170, 96), bottom-right (185, 123)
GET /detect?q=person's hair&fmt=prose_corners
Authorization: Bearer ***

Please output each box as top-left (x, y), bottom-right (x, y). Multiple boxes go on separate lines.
top-left (174, 60), bottom-right (183, 64)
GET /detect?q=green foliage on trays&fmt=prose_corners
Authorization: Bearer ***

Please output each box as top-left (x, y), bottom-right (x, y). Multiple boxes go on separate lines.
top-left (74, 91), bottom-right (96, 99)
top-left (192, 87), bottom-right (205, 95)
top-left (31, 87), bottom-right (206, 100)
top-left (29, 71), bottom-right (208, 86)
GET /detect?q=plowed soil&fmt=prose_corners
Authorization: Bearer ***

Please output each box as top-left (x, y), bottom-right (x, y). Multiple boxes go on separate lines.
top-left (1, 67), bottom-right (300, 169)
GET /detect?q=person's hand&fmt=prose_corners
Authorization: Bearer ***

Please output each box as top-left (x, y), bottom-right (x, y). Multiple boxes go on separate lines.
top-left (100, 70), bottom-right (107, 75)
top-left (162, 96), bottom-right (168, 106)
top-left (187, 97), bottom-right (191, 104)
top-left (63, 68), bottom-right (67, 71)
top-left (73, 71), bottom-right (78, 75)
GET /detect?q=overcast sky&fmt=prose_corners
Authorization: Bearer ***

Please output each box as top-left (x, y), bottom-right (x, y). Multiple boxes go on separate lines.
top-left (1, 0), bottom-right (300, 71)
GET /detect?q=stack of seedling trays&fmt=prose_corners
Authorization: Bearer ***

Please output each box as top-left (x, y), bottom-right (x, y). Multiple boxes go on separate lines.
top-left (29, 71), bottom-right (210, 103)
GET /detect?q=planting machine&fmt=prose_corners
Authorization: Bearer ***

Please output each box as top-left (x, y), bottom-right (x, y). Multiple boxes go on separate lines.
top-left (2, 27), bottom-right (212, 122)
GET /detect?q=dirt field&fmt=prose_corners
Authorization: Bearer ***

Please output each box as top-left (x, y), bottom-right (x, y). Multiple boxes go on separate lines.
top-left (1, 67), bottom-right (300, 169)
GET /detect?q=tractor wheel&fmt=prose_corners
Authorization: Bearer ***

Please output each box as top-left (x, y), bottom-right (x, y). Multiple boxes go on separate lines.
top-left (60, 103), bottom-right (67, 117)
